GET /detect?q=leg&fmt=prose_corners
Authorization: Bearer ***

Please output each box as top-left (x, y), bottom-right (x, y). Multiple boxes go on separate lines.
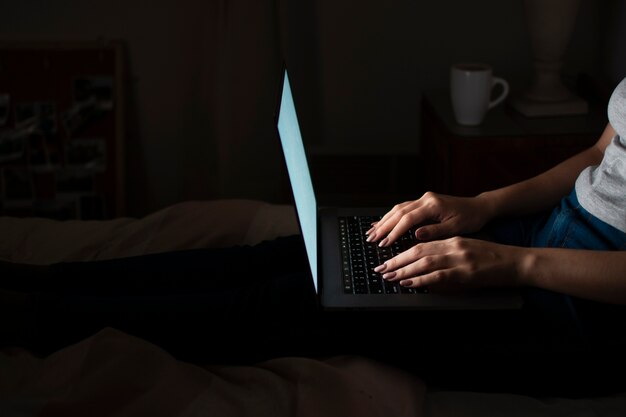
top-left (1, 236), bottom-right (321, 362)
top-left (480, 191), bottom-right (626, 394)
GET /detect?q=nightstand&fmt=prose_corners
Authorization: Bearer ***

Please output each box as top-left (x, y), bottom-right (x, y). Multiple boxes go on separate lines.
top-left (421, 91), bottom-right (607, 197)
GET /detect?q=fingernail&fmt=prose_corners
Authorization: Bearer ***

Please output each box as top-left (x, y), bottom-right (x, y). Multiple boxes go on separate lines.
top-left (400, 280), bottom-right (411, 287)
top-left (416, 229), bottom-right (428, 240)
top-left (366, 227), bottom-right (375, 235)
top-left (366, 234), bottom-right (375, 242)
top-left (382, 271), bottom-right (396, 280)
top-left (378, 238), bottom-right (389, 247)
top-left (374, 264), bottom-right (387, 273)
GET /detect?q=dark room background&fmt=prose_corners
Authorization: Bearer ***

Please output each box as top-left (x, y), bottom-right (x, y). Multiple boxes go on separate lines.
top-left (1, 0), bottom-right (624, 217)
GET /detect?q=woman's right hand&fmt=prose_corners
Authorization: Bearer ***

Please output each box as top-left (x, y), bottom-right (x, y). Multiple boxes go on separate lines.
top-left (366, 192), bottom-right (494, 246)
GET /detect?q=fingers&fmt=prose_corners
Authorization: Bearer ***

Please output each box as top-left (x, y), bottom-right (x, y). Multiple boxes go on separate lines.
top-left (398, 270), bottom-right (451, 288)
top-left (368, 200), bottom-right (433, 245)
top-left (367, 192), bottom-right (452, 246)
top-left (383, 211), bottom-right (428, 246)
top-left (366, 201), bottom-right (415, 243)
top-left (414, 219), bottom-right (458, 241)
top-left (365, 221), bottom-right (379, 236)
top-left (373, 238), bottom-right (465, 289)
top-left (385, 257), bottom-right (454, 289)
top-left (378, 201), bottom-right (412, 226)
top-left (376, 242), bottom-right (447, 279)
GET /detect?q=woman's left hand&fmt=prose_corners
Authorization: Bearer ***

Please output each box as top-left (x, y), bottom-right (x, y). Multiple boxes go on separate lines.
top-left (374, 237), bottom-right (527, 290)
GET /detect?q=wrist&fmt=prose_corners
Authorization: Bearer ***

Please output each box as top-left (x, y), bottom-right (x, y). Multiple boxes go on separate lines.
top-left (516, 247), bottom-right (539, 287)
top-left (475, 191), bottom-right (500, 224)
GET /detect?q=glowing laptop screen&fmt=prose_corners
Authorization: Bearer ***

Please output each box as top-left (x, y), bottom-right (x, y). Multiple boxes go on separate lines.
top-left (277, 71), bottom-right (318, 292)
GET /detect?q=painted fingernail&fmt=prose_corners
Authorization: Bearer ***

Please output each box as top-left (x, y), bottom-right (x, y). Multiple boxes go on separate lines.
top-left (378, 238), bottom-right (389, 247)
top-left (374, 264), bottom-right (387, 273)
top-left (382, 271), bottom-right (396, 280)
top-left (366, 234), bottom-right (375, 242)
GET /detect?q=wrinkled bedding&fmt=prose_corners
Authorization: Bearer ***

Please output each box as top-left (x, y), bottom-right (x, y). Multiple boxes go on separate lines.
top-left (1, 328), bottom-right (425, 417)
top-left (0, 200), bottom-right (299, 264)
top-left (2, 328), bottom-right (625, 417)
top-left (2, 199), bottom-right (626, 416)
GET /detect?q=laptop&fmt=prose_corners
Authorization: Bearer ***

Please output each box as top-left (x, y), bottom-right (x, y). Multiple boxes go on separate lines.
top-left (276, 69), bottom-right (522, 310)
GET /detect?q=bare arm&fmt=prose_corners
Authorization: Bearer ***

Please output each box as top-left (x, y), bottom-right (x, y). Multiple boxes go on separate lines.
top-left (370, 122), bottom-right (626, 305)
top-left (522, 247), bottom-right (626, 305)
top-left (377, 238), bottom-right (626, 305)
top-left (369, 123), bottom-right (616, 244)
top-left (478, 123), bottom-right (616, 219)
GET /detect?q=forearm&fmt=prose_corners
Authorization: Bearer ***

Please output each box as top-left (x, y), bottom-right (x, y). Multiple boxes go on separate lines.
top-left (477, 123), bottom-right (614, 220)
top-left (520, 248), bottom-right (626, 305)
top-left (477, 146), bottom-right (601, 219)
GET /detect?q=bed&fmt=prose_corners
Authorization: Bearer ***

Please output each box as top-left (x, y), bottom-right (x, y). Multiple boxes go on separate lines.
top-left (1, 200), bottom-right (626, 416)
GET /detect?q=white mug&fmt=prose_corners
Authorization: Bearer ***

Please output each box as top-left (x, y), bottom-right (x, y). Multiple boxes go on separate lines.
top-left (450, 63), bottom-right (509, 126)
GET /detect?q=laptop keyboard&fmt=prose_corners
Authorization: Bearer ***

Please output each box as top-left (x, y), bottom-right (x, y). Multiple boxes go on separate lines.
top-left (339, 216), bottom-right (428, 295)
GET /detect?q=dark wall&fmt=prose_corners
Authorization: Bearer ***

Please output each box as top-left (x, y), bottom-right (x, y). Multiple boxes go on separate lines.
top-left (0, 0), bottom-right (620, 216)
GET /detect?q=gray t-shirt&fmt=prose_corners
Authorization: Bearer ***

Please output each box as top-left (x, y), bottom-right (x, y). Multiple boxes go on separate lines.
top-left (575, 77), bottom-right (626, 233)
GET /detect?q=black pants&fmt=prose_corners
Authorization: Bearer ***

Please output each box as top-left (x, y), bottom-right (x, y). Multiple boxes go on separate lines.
top-left (1, 236), bottom-right (322, 362)
top-left (1, 235), bottom-right (624, 396)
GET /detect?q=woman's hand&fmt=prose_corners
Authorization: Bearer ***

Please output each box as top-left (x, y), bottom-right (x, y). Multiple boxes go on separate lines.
top-left (366, 192), bottom-right (494, 246)
top-left (374, 237), bottom-right (527, 291)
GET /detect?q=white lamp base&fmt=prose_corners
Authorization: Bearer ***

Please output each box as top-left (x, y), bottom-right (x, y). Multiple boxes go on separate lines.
top-left (509, 93), bottom-right (588, 117)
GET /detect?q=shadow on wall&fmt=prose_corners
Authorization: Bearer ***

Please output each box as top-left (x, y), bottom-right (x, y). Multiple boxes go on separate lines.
top-left (601, 1), bottom-right (626, 86)
top-left (0, 0), bottom-right (612, 216)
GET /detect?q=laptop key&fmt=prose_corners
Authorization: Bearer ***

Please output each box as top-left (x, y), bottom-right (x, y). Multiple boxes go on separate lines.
top-left (339, 215), bottom-right (425, 296)
top-left (354, 283), bottom-right (368, 294)
top-left (369, 287), bottom-right (384, 295)
top-left (400, 286), bottom-right (415, 294)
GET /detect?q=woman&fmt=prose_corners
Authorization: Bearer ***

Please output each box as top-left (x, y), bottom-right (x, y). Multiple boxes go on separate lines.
top-left (367, 116), bottom-right (626, 304)
top-left (2, 78), bottom-right (626, 396)
top-left (361, 79), bottom-right (626, 378)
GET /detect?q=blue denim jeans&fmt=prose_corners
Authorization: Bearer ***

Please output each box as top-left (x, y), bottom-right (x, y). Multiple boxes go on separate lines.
top-left (485, 189), bottom-right (626, 348)
top-left (489, 189), bottom-right (626, 251)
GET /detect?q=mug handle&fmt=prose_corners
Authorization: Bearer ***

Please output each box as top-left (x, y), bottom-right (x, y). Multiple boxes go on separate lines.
top-left (488, 77), bottom-right (509, 109)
